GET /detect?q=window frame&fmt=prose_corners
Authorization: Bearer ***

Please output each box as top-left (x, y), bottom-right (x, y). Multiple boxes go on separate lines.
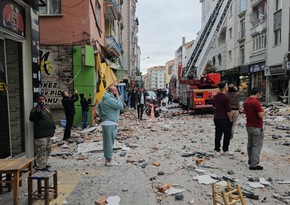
top-left (39, 0), bottom-right (62, 16)
top-left (276, 0), bottom-right (282, 11)
top-left (274, 29), bottom-right (281, 45)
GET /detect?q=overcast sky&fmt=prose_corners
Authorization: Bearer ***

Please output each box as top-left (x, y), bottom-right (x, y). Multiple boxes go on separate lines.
top-left (136, 0), bottom-right (202, 73)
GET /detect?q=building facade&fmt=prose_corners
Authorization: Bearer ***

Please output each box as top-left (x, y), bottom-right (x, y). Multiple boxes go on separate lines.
top-left (201, 0), bottom-right (290, 103)
top-left (121, 0), bottom-right (139, 81)
top-left (39, 0), bottom-right (125, 125)
top-left (147, 66), bottom-right (166, 90)
top-left (0, 0), bottom-right (40, 158)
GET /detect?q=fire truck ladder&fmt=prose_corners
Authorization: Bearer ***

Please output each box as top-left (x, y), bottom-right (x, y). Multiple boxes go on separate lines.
top-left (183, 0), bottom-right (232, 79)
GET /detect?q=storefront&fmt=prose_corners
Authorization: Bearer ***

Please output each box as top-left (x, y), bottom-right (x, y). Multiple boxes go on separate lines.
top-left (265, 64), bottom-right (290, 103)
top-left (249, 62), bottom-right (266, 102)
top-left (0, 0), bottom-right (39, 158)
top-left (238, 65), bottom-right (249, 98)
top-left (221, 67), bottom-right (239, 86)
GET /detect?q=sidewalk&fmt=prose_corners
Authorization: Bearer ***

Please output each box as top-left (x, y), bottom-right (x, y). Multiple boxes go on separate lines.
top-left (0, 158), bottom-right (157, 205)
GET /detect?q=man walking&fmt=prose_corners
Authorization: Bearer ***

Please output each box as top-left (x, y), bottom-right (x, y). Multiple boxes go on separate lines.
top-left (137, 88), bottom-right (146, 120)
top-left (243, 87), bottom-right (265, 170)
top-left (213, 82), bottom-right (232, 155)
top-left (97, 85), bottom-right (123, 166)
top-left (29, 94), bottom-right (56, 170)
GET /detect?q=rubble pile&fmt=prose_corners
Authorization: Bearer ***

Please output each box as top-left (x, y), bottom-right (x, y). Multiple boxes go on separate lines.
top-left (50, 105), bottom-right (290, 205)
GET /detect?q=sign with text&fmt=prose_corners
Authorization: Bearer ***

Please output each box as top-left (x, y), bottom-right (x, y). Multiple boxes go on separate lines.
top-left (269, 65), bottom-right (286, 75)
top-left (249, 62), bottom-right (265, 73)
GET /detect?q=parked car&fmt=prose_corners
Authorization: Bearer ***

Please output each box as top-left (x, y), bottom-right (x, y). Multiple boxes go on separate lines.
top-left (146, 91), bottom-right (157, 100)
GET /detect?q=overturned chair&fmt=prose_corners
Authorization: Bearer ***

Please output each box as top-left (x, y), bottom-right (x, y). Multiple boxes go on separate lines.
top-left (212, 181), bottom-right (246, 205)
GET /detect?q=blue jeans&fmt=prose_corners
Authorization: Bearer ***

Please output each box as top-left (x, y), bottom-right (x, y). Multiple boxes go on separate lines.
top-left (82, 111), bottom-right (88, 129)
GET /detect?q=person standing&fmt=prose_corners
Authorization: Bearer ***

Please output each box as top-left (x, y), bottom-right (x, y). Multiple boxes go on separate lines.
top-left (62, 89), bottom-right (78, 140)
top-left (97, 85), bottom-right (123, 166)
top-left (29, 94), bottom-right (56, 170)
top-left (167, 89), bottom-right (173, 105)
top-left (137, 88), bottom-right (146, 120)
top-left (227, 84), bottom-right (243, 139)
top-left (213, 82), bottom-right (233, 155)
top-left (243, 87), bottom-right (266, 170)
top-left (80, 93), bottom-right (92, 129)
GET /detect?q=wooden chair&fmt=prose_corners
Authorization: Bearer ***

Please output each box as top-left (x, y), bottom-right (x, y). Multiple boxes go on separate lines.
top-left (28, 170), bottom-right (58, 205)
top-left (212, 181), bottom-right (246, 205)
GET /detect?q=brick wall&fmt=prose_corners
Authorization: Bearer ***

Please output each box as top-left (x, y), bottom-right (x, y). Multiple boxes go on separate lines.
top-left (40, 45), bottom-right (73, 109)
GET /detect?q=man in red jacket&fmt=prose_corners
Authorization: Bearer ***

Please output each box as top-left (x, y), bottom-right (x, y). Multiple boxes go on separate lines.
top-left (243, 87), bottom-right (265, 170)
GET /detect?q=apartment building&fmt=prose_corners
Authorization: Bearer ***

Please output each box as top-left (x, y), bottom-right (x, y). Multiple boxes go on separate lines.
top-left (0, 0), bottom-right (39, 158)
top-left (165, 59), bottom-right (175, 86)
top-left (39, 0), bottom-right (126, 125)
top-left (147, 66), bottom-right (166, 90)
top-left (265, 0), bottom-right (290, 103)
top-left (201, 0), bottom-right (290, 103)
top-left (121, 0), bottom-right (139, 80)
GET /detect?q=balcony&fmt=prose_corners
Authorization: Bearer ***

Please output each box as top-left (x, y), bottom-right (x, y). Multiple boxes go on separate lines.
top-left (106, 36), bottom-right (121, 57)
top-left (250, 20), bottom-right (267, 36)
top-left (104, 0), bottom-right (119, 20)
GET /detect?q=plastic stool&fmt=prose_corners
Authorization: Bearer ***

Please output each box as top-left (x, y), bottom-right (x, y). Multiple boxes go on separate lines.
top-left (28, 170), bottom-right (58, 205)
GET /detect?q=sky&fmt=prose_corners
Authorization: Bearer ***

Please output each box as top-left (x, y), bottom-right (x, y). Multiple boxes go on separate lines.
top-left (136, 0), bottom-right (202, 73)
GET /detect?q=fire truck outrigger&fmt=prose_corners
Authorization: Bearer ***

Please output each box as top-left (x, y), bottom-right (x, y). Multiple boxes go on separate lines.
top-left (171, 0), bottom-right (232, 110)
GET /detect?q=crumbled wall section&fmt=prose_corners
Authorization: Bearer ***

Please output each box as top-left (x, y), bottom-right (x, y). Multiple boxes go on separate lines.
top-left (40, 45), bottom-right (74, 109)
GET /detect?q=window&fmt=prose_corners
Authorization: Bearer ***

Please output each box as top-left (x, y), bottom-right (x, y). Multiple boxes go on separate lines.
top-left (229, 28), bottom-right (232, 39)
top-left (228, 51), bottom-right (232, 62)
top-left (95, 1), bottom-right (101, 27)
top-left (218, 54), bottom-right (222, 66)
top-left (240, 45), bottom-right (245, 64)
top-left (39, 0), bottom-right (61, 15)
top-left (274, 29), bottom-right (281, 45)
top-left (253, 32), bottom-right (267, 51)
top-left (240, 20), bottom-right (245, 39)
top-left (276, 0), bottom-right (282, 11)
top-left (239, 0), bottom-right (247, 13)
top-left (212, 57), bottom-right (216, 65)
top-left (252, 2), bottom-right (267, 25)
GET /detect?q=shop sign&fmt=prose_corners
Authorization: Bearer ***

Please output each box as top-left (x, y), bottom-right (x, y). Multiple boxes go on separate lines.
top-left (249, 62), bottom-right (265, 73)
top-left (0, 0), bottom-right (25, 37)
top-left (269, 65), bottom-right (286, 75)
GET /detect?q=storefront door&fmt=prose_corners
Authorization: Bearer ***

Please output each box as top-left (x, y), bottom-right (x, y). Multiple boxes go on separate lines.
top-left (0, 37), bottom-right (25, 158)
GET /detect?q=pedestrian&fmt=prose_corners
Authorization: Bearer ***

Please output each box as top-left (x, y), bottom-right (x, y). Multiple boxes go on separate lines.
top-left (227, 84), bottom-right (243, 139)
top-left (167, 89), bottom-right (173, 105)
top-left (29, 94), bottom-right (56, 170)
top-left (80, 93), bottom-right (92, 129)
top-left (131, 87), bottom-right (138, 109)
top-left (213, 82), bottom-right (233, 155)
top-left (137, 88), bottom-right (146, 120)
top-left (243, 87), bottom-right (266, 170)
top-left (97, 85), bottom-right (123, 166)
top-left (61, 89), bottom-right (78, 140)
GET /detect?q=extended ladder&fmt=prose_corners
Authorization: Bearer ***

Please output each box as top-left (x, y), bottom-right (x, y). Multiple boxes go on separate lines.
top-left (183, 0), bottom-right (232, 79)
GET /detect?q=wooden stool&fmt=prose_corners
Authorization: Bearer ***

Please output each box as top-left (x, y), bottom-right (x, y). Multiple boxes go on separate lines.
top-left (212, 181), bottom-right (246, 205)
top-left (28, 170), bottom-right (58, 205)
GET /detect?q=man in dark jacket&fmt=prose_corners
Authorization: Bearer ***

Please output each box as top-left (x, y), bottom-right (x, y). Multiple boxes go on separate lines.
top-left (136, 88), bottom-right (147, 120)
top-left (62, 89), bottom-right (78, 140)
top-left (29, 94), bottom-right (56, 170)
top-left (213, 82), bottom-right (233, 156)
top-left (80, 93), bottom-right (92, 129)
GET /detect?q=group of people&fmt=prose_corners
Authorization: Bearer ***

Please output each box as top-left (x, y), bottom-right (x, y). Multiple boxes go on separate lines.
top-left (29, 82), bottom-right (266, 170)
top-left (213, 82), bottom-right (266, 170)
top-left (29, 89), bottom-right (92, 170)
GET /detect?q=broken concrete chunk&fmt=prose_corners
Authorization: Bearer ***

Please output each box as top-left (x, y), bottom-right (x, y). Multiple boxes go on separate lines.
top-left (107, 195), bottom-right (121, 205)
top-left (247, 182), bottom-right (265, 188)
top-left (193, 175), bottom-right (217, 184)
top-left (165, 187), bottom-right (185, 196)
top-left (175, 193), bottom-right (184, 200)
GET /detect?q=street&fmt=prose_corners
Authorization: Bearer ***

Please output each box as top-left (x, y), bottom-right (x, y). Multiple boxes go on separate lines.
top-left (1, 103), bottom-right (290, 205)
